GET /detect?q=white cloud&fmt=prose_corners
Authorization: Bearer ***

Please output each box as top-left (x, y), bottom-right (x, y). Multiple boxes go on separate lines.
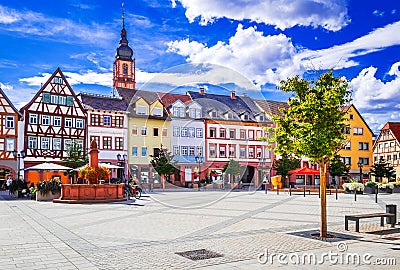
top-left (168, 24), bottom-right (300, 86)
top-left (0, 82), bottom-right (13, 91)
top-left (174, 0), bottom-right (348, 31)
top-left (0, 5), bottom-right (114, 46)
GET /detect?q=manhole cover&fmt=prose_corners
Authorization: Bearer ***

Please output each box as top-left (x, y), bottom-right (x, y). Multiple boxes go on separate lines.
top-left (175, 249), bottom-right (223, 261)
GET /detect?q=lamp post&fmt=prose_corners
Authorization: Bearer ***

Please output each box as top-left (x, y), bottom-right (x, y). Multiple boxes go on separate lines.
top-left (117, 153), bottom-right (128, 182)
top-left (195, 155), bottom-right (203, 191)
top-left (12, 150), bottom-right (26, 182)
top-left (357, 161), bottom-right (363, 183)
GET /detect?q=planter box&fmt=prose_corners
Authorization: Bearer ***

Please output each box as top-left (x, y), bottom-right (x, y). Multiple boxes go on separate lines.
top-left (379, 188), bottom-right (393, 194)
top-left (393, 186), bottom-right (400, 193)
top-left (344, 188), bottom-right (363, 194)
top-left (36, 192), bottom-right (61, 201)
top-left (364, 186), bottom-right (377, 194)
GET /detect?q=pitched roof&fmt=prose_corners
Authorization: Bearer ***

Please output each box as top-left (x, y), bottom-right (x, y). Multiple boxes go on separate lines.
top-left (0, 87), bottom-right (22, 117)
top-left (157, 92), bottom-right (192, 108)
top-left (126, 90), bottom-right (167, 119)
top-left (254, 99), bottom-right (289, 118)
top-left (382, 122), bottom-right (400, 143)
top-left (78, 92), bottom-right (127, 111)
top-left (116, 87), bottom-right (137, 106)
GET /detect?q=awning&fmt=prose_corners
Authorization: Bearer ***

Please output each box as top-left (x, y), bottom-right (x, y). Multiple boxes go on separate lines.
top-left (288, 167), bottom-right (320, 175)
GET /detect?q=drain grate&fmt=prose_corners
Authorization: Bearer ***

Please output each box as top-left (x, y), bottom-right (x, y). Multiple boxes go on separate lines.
top-left (175, 249), bottom-right (223, 261)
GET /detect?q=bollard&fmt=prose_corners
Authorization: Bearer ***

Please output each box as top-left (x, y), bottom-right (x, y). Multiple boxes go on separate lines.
top-left (277, 186), bottom-right (279, 195)
top-left (318, 186), bottom-right (320, 198)
top-left (304, 186), bottom-right (306, 197)
top-left (354, 188), bottom-right (357, 201)
top-left (386, 204), bottom-right (397, 225)
top-left (289, 186), bottom-right (292, 196)
top-left (335, 185), bottom-right (338, 200)
top-left (375, 186), bottom-right (378, 203)
top-left (265, 185), bottom-right (268, 194)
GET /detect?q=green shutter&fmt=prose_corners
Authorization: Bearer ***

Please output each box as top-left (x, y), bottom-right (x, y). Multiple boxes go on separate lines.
top-left (42, 93), bottom-right (50, 103)
top-left (66, 96), bottom-right (74, 106)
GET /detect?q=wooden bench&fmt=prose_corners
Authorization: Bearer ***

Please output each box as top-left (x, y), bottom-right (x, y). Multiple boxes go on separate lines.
top-left (345, 213), bottom-right (396, 232)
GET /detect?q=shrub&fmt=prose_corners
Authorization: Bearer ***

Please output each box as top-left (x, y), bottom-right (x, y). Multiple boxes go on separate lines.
top-left (343, 182), bottom-right (364, 191)
top-left (365, 181), bottom-right (377, 187)
top-left (378, 183), bottom-right (394, 190)
top-left (37, 179), bottom-right (62, 195)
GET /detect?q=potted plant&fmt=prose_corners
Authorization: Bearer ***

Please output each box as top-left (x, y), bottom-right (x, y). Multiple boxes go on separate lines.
top-left (343, 179), bottom-right (364, 194)
top-left (364, 181), bottom-right (378, 194)
top-left (36, 179), bottom-right (62, 201)
top-left (378, 182), bottom-right (394, 194)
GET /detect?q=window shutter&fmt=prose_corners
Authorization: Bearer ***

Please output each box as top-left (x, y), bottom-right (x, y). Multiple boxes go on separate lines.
top-left (42, 93), bottom-right (50, 103)
top-left (66, 96), bottom-right (74, 106)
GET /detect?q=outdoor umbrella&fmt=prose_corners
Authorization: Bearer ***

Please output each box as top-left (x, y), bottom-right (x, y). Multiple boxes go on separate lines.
top-left (24, 162), bottom-right (72, 181)
top-left (288, 167), bottom-right (320, 187)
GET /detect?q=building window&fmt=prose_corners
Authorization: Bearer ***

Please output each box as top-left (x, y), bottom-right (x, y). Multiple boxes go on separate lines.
top-left (153, 127), bottom-right (159, 137)
top-left (248, 147), bottom-right (254, 158)
top-left (54, 116), bottom-right (61, 127)
top-left (41, 137), bottom-right (50, 149)
top-left (76, 119), bottom-right (84, 129)
top-left (122, 63), bottom-right (128, 75)
top-left (136, 106), bottom-right (146, 115)
top-left (64, 139), bottom-right (72, 150)
top-left (5, 116), bottom-right (14, 129)
top-left (358, 142), bottom-right (369, 150)
top-left (132, 147), bottom-right (138, 157)
top-left (103, 116), bottom-right (111, 126)
top-left (53, 138), bottom-right (62, 150)
top-left (5, 138), bottom-right (15, 152)
top-left (209, 145), bottom-right (216, 157)
top-left (349, 114), bottom-right (354, 120)
top-left (173, 127), bottom-right (180, 137)
top-left (229, 146), bottom-right (235, 157)
top-left (196, 128), bottom-right (203, 138)
top-left (141, 127), bottom-right (147, 136)
top-left (173, 106), bottom-right (185, 117)
top-left (229, 129), bottom-right (236, 139)
top-left (359, 157), bottom-right (369, 165)
top-left (132, 126), bottom-right (138, 136)
top-left (28, 136), bottom-right (38, 149)
top-left (189, 146), bottom-right (195, 156)
top-left (53, 77), bottom-right (63, 84)
top-left (219, 128), bottom-right (226, 138)
top-left (152, 107), bottom-right (162, 116)
top-left (210, 111), bottom-right (217, 118)
top-left (115, 137), bottom-right (123, 150)
top-left (240, 146), bottom-right (246, 158)
top-left (181, 127), bottom-right (188, 137)
top-left (29, 114), bottom-right (38, 124)
top-left (51, 95), bottom-right (58, 104)
top-left (343, 126), bottom-right (350, 134)
top-left (256, 148), bottom-right (262, 158)
top-left (219, 145), bottom-right (226, 157)
top-left (340, 156), bottom-right (351, 165)
top-left (240, 130), bottom-right (246, 140)
top-left (153, 148), bottom-right (160, 157)
top-left (75, 139), bottom-right (83, 150)
top-left (65, 118), bottom-right (72, 128)
top-left (141, 147), bottom-right (147, 157)
top-left (42, 115), bottom-right (50, 125)
top-left (188, 127), bottom-right (195, 137)
top-left (256, 130), bottom-right (262, 139)
top-left (248, 130), bottom-right (254, 140)
top-left (173, 146), bottom-right (179, 155)
top-left (342, 141), bottom-right (351, 150)
top-left (181, 146), bottom-right (188, 156)
top-left (115, 116), bottom-right (124, 127)
top-left (353, 127), bottom-right (363, 135)
top-left (196, 146), bottom-right (203, 156)
top-left (58, 96), bottom-right (66, 105)
top-left (103, 137), bottom-right (112, 149)
top-left (189, 108), bottom-right (196, 118)
top-left (91, 114), bottom-right (100, 126)
top-left (209, 128), bottom-right (216, 138)
top-left (162, 128), bottom-right (168, 137)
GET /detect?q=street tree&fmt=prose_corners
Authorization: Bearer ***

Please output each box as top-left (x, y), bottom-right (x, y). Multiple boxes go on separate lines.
top-left (272, 154), bottom-right (300, 187)
top-left (370, 157), bottom-right (395, 182)
top-left (269, 71), bottom-right (351, 237)
top-left (222, 159), bottom-right (241, 183)
top-left (150, 146), bottom-right (177, 189)
top-left (61, 141), bottom-right (88, 169)
top-left (328, 155), bottom-right (350, 185)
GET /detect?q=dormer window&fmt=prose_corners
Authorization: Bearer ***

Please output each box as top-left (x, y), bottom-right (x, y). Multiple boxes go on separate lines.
top-left (137, 106), bottom-right (146, 115)
top-left (189, 108), bottom-right (202, 118)
top-left (210, 111), bottom-right (217, 118)
top-left (173, 106), bottom-right (185, 117)
top-left (226, 112), bottom-right (234, 119)
top-left (259, 115), bottom-right (264, 121)
top-left (242, 114), bottom-right (249, 120)
top-left (152, 107), bottom-right (162, 116)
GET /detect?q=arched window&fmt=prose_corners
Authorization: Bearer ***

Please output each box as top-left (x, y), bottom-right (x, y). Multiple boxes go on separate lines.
top-left (122, 63), bottom-right (128, 75)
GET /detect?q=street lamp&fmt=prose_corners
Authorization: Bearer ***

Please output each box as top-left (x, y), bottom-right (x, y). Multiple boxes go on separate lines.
top-left (12, 150), bottom-right (26, 182)
top-left (357, 161), bottom-right (363, 183)
top-left (195, 155), bottom-right (203, 191)
top-left (117, 153), bottom-right (128, 182)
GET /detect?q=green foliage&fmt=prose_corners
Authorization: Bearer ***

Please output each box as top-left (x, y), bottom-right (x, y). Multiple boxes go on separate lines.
top-left (370, 158), bottom-right (395, 181)
top-left (222, 159), bottom-right (240, 176)
top-left (365, 181), bottom-right (377, 187)
top-left (37, 179), bottom-right (62, 195)
top-left (150, 147), bottom-right (178, 178)
top-left (328, 155), bottom-right (350, 177)
top-left (271, 71), bottom-right (351, 164)
top-left (272, 154), bottom-right (300, 179)
top-left (61, 141), bottom-right (88, 169)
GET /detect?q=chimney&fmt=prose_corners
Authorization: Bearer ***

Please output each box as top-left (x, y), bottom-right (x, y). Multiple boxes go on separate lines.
top-left (242, 93), bottom-right (247, 97)
top-left (199, 87), bottom-right (205, 95)
top-left (231, 91), bottom-right (236, 99)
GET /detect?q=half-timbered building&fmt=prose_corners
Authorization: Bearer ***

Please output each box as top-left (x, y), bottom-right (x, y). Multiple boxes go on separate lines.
top-left (0, 87), bottom-right (22, 185)
top-left (19, 68), bottom-right (87, 184)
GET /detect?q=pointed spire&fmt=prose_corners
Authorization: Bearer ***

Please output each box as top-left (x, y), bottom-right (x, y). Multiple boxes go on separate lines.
top-left (115, 2), bottom-right (133, 60)
top-left (122, 2), bottom-right (125, 29)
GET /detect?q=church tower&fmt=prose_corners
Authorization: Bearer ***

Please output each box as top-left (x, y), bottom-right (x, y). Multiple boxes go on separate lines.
top-left (113, 5), bottom-right (136, 90)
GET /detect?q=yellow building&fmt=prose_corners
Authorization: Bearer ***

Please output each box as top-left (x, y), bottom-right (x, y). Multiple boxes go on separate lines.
top-left (338, 105), bottom-right (374, 182)
top-left (127, 91), bottom-right (170, 186)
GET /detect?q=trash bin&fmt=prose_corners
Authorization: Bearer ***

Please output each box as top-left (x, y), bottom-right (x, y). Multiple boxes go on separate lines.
top-left (386, 204), bottom-right (397, 224)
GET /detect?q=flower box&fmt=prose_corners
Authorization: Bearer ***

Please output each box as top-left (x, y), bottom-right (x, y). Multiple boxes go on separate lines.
top-left (36, 191), bottom-right (61, 201)
top-left (393, 186), bottom-right (400, 193)
top-left (364, 186), bottom-right (377, 194)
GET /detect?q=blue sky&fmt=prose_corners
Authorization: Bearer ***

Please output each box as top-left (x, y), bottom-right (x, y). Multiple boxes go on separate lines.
top-left (1, 0), bottom-right (400, 132)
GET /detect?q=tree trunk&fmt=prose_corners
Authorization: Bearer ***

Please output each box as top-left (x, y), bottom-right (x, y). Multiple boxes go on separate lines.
top-left (319, 161), bottom-right (327, 237)
top-left (161, 174), bottom-right (165, 190)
